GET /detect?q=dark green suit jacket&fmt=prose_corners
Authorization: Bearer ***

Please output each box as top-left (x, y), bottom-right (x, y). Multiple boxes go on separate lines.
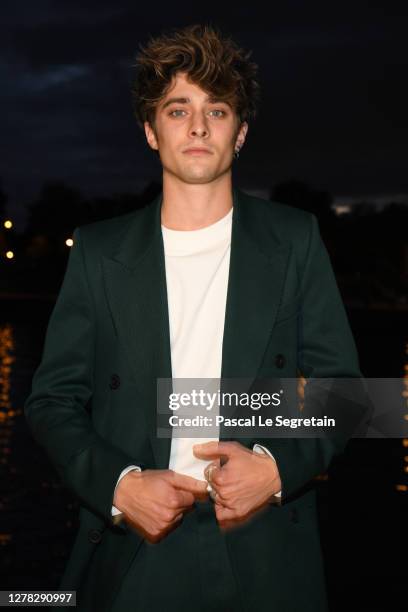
top-left (24, 187), bottom-right (362, 611)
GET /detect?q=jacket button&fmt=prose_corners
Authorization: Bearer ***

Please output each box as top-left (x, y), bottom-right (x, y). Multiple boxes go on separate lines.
top-left (289, 508), bottom-right (299, 524)
top-left (109, 374), bottom-right (121, 390)
top-left (88, 528), bottom-right (102, 544)
top-left (275, 354), bottom-right (285, 369)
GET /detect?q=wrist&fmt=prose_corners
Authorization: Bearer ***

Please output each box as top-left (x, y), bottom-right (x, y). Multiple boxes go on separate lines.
top-left (260, 453), bottom-right (281, 498)
top-left (113, 469), bottom-right (143, 511)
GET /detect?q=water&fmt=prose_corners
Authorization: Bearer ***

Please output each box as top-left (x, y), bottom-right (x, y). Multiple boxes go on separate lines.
top-left (0, 300), bottom-right (406, 610)
top-left (0, 312), bottom-right (78, 592)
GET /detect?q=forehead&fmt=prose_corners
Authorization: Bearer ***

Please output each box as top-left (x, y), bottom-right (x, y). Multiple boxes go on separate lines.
top-left (158, 72), bottom-right (231, 108)
top-left (163, 72), bottom-right (206, 98)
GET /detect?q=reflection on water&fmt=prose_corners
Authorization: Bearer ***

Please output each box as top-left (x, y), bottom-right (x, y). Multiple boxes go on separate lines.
top-left (397, 341), bottom-right (408, 490)
top-left (0, 306), bottom-right (407, 610)
top-left (0, 317), bottom-right (78, 591)
top-left (0, 324), bottom-right (15, 552)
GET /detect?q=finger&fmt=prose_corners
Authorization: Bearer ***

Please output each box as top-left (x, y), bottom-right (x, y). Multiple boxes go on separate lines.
top-left (204, 460), bottom-right (221, 483)
top-left (193, 441), bottom-right (238, 461)
top-left (173, 490), bottom-right (195, 508)
top-left (207, 465), bottom-right (228, 487)
top-left (206, 458), bottom-right (237, 487)
top-left (211, 487), bottom-right (234, 508)
top-left (215, 504), bottom-right (236, 521)
top-left (171, 471), bottom-right (208, 494)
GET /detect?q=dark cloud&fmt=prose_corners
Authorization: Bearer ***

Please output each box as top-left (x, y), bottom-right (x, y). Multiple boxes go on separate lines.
top-left (1, 1), bottom-right (407, 229)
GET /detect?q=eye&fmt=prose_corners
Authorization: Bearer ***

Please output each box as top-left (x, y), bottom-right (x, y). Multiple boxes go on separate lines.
top-left (169, 109), bottom-right (186, 117)
top-left (168, 108), bottom-right (226, 118)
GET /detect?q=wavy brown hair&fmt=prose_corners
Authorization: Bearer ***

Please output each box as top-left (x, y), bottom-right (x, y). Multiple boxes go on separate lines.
top-left (131, 23), bottom-right (260, 130)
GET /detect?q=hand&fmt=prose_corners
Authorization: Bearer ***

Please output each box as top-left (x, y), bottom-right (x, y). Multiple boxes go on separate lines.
top-left (193, 441), bottom-right (281, 528)
top-left (113, 469), bottom-right (208, 542)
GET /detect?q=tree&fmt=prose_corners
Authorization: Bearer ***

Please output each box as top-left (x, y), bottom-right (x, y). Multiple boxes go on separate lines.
top-left (271, 179), bottom-right (334, 221)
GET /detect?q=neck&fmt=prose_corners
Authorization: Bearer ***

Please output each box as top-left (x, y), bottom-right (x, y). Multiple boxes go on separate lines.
top-left (160, 173), bottom-right (233, 230)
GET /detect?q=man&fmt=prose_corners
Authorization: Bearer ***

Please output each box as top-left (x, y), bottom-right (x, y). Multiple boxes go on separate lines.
top-left (24, 24), bottom-right (363, 611)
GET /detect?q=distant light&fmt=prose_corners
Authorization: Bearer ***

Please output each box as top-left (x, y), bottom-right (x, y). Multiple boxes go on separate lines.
top-left (333, 204), bottom-right (352, 216)
top-left (65, 238), bottom-right (74, 247)
top-left (395, 484), bottom-right (408, 491)
top-left (0, 534), bottom-right (12, 545)
top-left (5, 251), bottom-right (14, 259)
top-left (402, 439), bottom-right (408, 447)
top-left (3, 220), bottom-right (12, 229)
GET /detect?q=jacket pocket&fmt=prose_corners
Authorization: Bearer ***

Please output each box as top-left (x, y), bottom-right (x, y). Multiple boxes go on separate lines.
top-left (59, 507), bottom-right (106, 592)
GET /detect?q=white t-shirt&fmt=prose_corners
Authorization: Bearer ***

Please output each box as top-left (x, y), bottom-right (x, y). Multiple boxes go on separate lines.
top-left (163, 207), bottom-right (233, 481)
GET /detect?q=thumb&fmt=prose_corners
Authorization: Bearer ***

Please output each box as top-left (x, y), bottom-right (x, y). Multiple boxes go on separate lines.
top-left (193, 441), bottom-right (234, 462)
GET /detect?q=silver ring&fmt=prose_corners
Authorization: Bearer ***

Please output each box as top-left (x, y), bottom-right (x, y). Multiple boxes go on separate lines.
top-left (205, 464), bottom-right (217, 485)
top-left (209, 488), bottom-right (218, 502)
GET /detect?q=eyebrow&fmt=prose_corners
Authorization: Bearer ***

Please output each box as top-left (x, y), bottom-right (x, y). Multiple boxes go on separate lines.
top-left (161, 96), bottom-right (229, 110)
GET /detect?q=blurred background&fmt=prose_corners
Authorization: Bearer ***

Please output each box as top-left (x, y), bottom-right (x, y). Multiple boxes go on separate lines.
top-left (0, 1), bottom-right (407, 610)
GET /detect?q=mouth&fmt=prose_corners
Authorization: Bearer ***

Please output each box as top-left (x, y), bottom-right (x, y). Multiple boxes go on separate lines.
top-left (183, 148), bottom-right (212, 155)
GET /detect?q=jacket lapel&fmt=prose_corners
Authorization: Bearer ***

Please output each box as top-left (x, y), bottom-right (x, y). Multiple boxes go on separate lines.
top-left (101, 192), bottom-right (173, 470)
top-left (101, 187), bottom-right (290, 464)
top-left (222, 188), bottom-right (290, 379)
top-left (220, 189), bottom-right (290, 443)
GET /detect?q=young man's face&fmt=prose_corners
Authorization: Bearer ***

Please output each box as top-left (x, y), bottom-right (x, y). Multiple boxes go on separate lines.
top-left (144, 72), bottom-right (248, 185)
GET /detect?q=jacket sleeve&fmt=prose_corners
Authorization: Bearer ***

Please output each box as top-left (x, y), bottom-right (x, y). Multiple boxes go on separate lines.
top-left (256, 213), bottom-right (369, 501)
top-left (24, 227), bottom-right (141, 524)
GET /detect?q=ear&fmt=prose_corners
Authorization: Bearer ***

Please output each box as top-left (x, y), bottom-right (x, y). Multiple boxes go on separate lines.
top-left (234, 121), bottom-right (249, 150)
top-left (144, 121), bottom-right (159, 150)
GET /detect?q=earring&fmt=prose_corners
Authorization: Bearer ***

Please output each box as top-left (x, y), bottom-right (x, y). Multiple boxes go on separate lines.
top-left (234, 147), bottom-right (240, 160)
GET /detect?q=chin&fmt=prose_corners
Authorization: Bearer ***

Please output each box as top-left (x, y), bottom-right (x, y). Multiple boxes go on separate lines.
top-left (185, 175), bottom-right (219, 185)
top-left (178, 170), bottom-right (218, 184)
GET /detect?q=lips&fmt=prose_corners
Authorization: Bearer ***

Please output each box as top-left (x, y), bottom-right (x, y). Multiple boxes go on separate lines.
top-left (183, 148), bottom-right (212, 154)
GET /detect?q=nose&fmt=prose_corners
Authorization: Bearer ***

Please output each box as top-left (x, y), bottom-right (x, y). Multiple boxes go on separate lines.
top-left (189, 114), bottom-right (209, 139)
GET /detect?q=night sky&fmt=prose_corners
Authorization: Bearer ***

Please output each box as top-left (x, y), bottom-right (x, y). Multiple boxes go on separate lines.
top-left (1, 1), bottom-right (407, 231)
